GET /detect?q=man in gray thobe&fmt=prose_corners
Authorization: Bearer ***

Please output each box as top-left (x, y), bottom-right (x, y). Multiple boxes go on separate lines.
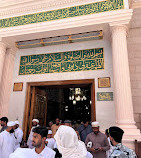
top-left (85, 122), bottom-right (110, 158)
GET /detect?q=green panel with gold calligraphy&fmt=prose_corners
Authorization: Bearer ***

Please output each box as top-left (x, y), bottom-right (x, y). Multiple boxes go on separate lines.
top-left (19, 48), bottom-right (104, 75)
top-left (0, 0), bottom-right (124, 28)
top-left (97, 92), bottom-right (113, 101)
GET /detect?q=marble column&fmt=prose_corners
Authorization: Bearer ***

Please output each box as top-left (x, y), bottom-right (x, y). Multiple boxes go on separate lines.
top-left (0, 42), bottom-right (6, 84)
top-left (111, 25), bottom-right (140, 136)
top-left (0, 48), bottom-right (16, 117)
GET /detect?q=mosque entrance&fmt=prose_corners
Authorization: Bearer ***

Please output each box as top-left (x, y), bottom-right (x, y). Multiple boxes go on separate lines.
top-left (23, 79), bottom-right (95, 140)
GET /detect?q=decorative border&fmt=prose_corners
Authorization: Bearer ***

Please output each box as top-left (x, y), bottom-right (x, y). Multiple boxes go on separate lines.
top-left (0, 0), bottom-right (124, 28)
top-left (19, 48), bottom-right (104, 75)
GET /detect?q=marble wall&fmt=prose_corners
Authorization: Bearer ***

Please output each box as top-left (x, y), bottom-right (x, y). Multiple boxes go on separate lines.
top-left (9, 39), bottom-right (115, 130)
top-left (128, 8), bottom-right (141, 130)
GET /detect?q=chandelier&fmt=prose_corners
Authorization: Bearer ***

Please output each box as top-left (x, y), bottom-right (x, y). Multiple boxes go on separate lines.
top-left (69, 88), bottom-right (87, 104)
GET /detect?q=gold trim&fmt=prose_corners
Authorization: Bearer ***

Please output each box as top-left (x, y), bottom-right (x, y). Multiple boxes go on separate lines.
top-left (16, 31), bottom-right (103, 49)
top-left (68, 35), bottom-right (73, 43)
top-left (15, 42), bottom-right (19, 48)
top-left (40, 39), bottom-right (45, 46)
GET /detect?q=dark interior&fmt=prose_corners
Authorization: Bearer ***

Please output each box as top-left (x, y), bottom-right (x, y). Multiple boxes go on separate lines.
top-left (37, 84), bottom-right (91, 125)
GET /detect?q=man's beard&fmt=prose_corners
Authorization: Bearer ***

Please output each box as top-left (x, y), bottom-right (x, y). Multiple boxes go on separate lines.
top-left (10, 129), bottom-right (14, 133)
top-left (33, 124), bottom-right (37, 127)
top-left (94, 131), bottom-right (99, 135)
top-left (32, 140), bottom-right (42, 148)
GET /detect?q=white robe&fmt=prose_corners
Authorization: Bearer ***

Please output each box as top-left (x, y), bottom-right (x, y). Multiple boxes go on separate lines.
top-left (106, 137), bottom-right (114, 158)
top-left (14, 127), bottom-right (23, 150)
top-left (9, 148), bottom-right (34, 158)
top-left (0, 130), bottom-right (15, 158)
top-left (27, 125), bottom-right (39, 149)
top-left (27, 126), bottom-right (35, 149)
top-left (86, 151), bottom-right (93, 158)
top-left (46, 138), bottom-right (56, 149)
top-left (54, 125), bottom-right (87, 158)
top-left (32, 146), bottom-right (56, 158)
top-left (54, 142), bottom-right (58, 149)
top-left (67, 151), bottom-right (92, 158)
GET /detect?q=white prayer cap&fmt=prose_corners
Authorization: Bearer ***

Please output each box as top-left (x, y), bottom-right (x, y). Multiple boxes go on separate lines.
top-left (91, 121), bottom-right (99, 127)
top-left (7, 121), bottom-right (16, 127)
top-left (9, 148), bottom-right (34, 158)
top-left (48, 130), bottom-right (52, 135)
top-left (15, 120), bottom-right (19, 125)
top-left (32, 119), bottom-right (39, 123)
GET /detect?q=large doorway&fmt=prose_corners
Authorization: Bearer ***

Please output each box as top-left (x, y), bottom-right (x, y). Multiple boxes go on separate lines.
top-left (23, 79), bottom-right (95, 140)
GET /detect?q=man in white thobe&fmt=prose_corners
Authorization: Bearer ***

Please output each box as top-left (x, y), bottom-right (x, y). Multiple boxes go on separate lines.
top-left (46, 130), bottom-right (56, 149)
top-left (14, 121), bottom-right (23, 150)
top-left (0, 121), bottom-right (16, 158)
top-left (27, 118), bottom-right (39, 149)
top-left (32, 126), bottom-right (55, 158)
top-left (0, 117), bottom-right (8, 133)
top-left (105, 129), bottom-right (113, 158)
top-left (9, 148), bottom-right (34, 158)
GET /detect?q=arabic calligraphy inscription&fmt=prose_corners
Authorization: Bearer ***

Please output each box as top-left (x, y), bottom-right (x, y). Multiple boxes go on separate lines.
top-left (19, 48), bottom-right (104, 75)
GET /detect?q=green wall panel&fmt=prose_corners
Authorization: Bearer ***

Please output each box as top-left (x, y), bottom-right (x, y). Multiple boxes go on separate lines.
top-left (19, 48), bottom-right (104, 75)
top-left (97, 92), bottom-right (113, 101)
top-left (0, 0), bottom-right (124, 28)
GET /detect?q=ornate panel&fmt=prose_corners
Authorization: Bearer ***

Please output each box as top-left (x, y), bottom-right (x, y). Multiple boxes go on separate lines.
top-left (19, 48), bottom-right (104, 75)
top-left (0, 0), bottom-right (124, 28)
top-left (97, 92), bottom-right (113, 101)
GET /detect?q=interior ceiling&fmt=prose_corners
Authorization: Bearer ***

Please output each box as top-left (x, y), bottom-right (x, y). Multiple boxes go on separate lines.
top-left (3, 23), bottom-right (110, 49)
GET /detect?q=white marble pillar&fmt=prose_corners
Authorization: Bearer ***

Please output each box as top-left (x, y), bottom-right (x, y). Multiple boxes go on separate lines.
top-left (111, 25), bottom-right (140, 136)
top-left (0, 48), bottom-right (16, 117)
top-left (0, 42), bottom-right (6, 83)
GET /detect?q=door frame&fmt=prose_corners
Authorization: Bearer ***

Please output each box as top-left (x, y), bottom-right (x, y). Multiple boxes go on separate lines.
top-left (23, 79), bottom-right (95, 140)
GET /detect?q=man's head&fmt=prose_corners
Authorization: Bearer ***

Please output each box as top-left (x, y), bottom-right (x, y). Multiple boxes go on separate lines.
top-left (14, 120), bottom-right (20, 129)
top-left (47, 130), bottom-right (52, 138)
top-left (109, 126), bottom-right (124, 146)
top-left (55, 118), bottom-right (60, 125)
top-left (7, 121), bottom-right (16, 133)
top-left (49, 121), bottom-right (53, 127)
top-left (91, 122), bottom-right (99, 135)
top-left (0, 117), bottom-right (8, 127)
top-left (32, 119), bottom-right (39, 127)
top-left (83, 120), bottom-right (89, 127)
top-left (32, 126), bottom-right (48, 148)
top-left (64, 120), bottom-right (72, 127)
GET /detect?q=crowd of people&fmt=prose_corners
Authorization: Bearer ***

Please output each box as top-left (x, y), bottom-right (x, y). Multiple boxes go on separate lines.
top-left (0, 117), bottom-right (137, 158)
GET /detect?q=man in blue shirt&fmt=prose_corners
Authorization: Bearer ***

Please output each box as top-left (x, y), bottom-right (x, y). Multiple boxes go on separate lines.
top-left (78, 120), bottom-right (93, 142)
